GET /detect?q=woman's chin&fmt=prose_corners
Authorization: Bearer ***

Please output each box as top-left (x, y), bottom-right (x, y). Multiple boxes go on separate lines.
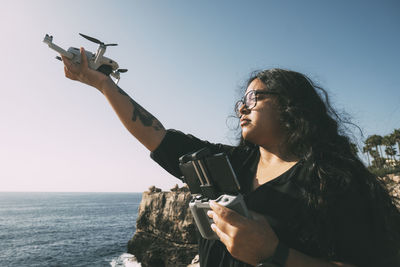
top-left (241, 130), bottom-right (255, 143)
top-left (242, 129), bottom-right (269, 146)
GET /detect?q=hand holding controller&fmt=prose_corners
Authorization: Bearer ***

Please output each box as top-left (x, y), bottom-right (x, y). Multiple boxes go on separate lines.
top-left (190, 194), bottom-right (249, 240)
top-left (179, 147), bottom-right (250, 240)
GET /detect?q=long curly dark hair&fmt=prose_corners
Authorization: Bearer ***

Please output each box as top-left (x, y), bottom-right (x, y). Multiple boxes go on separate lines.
top-left (238, 68), bottom-right (400, 259)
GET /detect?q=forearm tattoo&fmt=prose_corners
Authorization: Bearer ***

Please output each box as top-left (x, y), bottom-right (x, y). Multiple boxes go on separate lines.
top-left (117, 86), bottom-right (164, 131)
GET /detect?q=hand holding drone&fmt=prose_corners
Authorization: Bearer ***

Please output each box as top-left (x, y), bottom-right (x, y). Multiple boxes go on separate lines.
top-left (43, 33), bottom-right (127, 83)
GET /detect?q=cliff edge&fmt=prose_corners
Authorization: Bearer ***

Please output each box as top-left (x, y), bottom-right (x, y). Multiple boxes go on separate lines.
top-left (127, 185), bottom-right (199, 267)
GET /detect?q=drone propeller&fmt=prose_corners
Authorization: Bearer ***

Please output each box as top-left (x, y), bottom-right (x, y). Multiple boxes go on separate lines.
top-left (79, 33), bottom-right (118, 47)
top-left (117, 69), bottom-right (128, 73)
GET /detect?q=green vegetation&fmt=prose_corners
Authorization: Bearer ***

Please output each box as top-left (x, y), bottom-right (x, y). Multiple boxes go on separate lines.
top-left (361, 128), bottom-right (400, 176)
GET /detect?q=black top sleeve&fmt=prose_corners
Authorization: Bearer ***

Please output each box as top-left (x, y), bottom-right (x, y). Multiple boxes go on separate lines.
top-left (150, 129), bottom-right (236, 180)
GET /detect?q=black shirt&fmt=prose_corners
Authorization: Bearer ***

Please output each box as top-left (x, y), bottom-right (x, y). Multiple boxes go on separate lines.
top-left (150, 129), bottom-right (399, 267)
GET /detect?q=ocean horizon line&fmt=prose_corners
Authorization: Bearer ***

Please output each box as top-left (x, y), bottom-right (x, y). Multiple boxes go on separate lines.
top-left (0, 190), bottom-right (144, 194)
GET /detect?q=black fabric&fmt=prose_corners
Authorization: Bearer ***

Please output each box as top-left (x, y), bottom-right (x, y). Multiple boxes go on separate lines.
top-left (150, 129), bottom-right (399, 267)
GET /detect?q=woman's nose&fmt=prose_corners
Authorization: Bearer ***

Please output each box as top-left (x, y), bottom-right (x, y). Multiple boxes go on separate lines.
top-left (239, 103), bottom-right (250, 115)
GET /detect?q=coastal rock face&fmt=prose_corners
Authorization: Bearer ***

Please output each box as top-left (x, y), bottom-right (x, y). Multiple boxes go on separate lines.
top-left (381, 174), bottom-right (400, 209)
top-left (127, 186), bottom-right (199, 267)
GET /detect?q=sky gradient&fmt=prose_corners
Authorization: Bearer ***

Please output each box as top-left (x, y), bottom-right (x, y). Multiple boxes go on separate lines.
top-left (1, 0), bottom-right (399, 192)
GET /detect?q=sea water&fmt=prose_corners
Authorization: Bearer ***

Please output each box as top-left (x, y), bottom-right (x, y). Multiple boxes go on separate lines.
top-left (0, 192), bottom-right (142, 267)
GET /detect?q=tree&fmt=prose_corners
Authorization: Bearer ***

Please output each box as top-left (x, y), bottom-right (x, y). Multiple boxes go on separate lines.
top-left (365, 135), bottom-right (383, 158)
top-left (382, 134), bottom-right (396, 160)
top-left (369, 149), bottom-right (385, 168)
top-left (392, 129), bottom-right (400, 160)
top-left (385, 146), bottom-right (397, 162)
top-left (371, 157), bottom-right (386, 168)
top-left (369, 149), bottom-right (380, 160)
top-left (363, 144), bottom-right (372, 166)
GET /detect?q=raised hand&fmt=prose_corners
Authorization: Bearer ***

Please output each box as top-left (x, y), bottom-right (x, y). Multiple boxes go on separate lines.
top-left (61, 47), bottom-right (110, 90)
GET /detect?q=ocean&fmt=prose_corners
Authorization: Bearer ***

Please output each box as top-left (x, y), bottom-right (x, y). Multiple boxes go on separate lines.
top-left (0, 192), bottom-right (143, 267)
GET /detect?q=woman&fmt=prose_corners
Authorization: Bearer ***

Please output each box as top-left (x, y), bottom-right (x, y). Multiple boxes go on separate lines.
top-left (62, 49), bottom-right (400, 266)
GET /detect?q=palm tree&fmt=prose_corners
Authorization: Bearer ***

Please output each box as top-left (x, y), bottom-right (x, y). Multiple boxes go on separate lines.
top-left (392, 129), bottom-right (400, 160)
top-left (365, 135), bottom-right (383, 158)
top-left (369, 149), bottom-right (379, 159)
top-left (376, 135), bottom-right (384, 157)
top-left (362, 145), bottom-right (371, 166)
top-left (385, 146), bottom-right (397, 162)
top-left (369, 149), bottom-right (382, 168)
top-left (382, 134), bottom-right (396, 160)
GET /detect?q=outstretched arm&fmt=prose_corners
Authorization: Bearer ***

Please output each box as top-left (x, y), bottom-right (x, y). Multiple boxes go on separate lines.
top-left (62, 47), bottom-right (166, 152)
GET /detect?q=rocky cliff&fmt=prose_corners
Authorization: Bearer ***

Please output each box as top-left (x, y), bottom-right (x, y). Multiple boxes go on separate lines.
top-left (127, 185), bottom-right (199, 267)
top-left (381, 174), bottom-right (400, 209)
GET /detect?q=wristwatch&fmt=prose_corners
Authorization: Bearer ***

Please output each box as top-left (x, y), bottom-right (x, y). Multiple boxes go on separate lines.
top-left (255, 241), bottom-right (289, 267)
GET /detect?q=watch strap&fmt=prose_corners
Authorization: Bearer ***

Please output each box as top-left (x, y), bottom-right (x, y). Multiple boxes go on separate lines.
top-left (256, 241), bottom-right (289, 267)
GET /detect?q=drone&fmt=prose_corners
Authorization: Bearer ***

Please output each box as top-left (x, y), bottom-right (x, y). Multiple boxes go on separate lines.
top-left (43, 33), bottom-right (127, 83)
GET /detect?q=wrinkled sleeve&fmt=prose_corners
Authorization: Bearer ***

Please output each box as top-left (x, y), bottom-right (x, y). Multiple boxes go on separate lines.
top-left (150, 129), bottom-right (234, 180)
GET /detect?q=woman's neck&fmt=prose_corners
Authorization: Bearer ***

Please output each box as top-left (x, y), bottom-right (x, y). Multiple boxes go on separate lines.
top-left (252, 146), bottom-right (299, 190)
top-left (258, 144), bottom-right (298, 166)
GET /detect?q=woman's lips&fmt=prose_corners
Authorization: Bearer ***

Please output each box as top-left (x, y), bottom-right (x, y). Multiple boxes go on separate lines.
top-left (240, 118), bottom-right (251, 126)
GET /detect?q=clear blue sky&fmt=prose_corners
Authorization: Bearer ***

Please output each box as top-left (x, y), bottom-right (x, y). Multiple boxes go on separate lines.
top-left (1, 0), bottom-right (399, 192)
